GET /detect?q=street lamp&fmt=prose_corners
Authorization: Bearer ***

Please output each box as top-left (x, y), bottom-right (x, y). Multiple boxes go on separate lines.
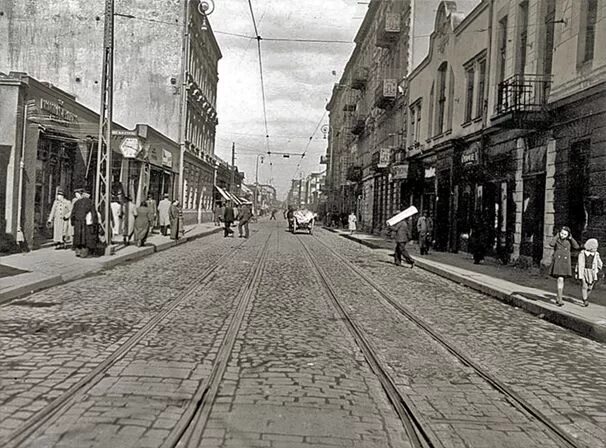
top-left (255, 154), bottom-right (264, 214)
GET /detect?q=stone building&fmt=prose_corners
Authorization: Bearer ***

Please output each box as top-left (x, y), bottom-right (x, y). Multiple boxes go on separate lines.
top-left (0, 0), bottom-right (224, 225)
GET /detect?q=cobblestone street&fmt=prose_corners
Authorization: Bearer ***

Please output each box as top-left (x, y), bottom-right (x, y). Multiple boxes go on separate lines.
top-left (1, 222), bottom-right (605, 448)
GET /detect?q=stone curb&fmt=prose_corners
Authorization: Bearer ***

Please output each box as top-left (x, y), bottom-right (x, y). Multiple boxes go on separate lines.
top-left (325, 227), bottom-right (606, 343)
top-left (0, 227), bottom-right (222, 305)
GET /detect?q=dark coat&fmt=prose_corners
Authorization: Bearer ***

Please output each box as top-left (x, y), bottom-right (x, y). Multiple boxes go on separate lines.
top-left (223, 206), bottom-right (235, 222)
top-left (549, 236), bottom-right (580, 278)
top-left (389, 220), bottom-right (411, 243)
top-left (71, 197), bottom-right (98, 249)
top-left (169, 204), bottom-right (183, 240)
top-left (238, 206), bottom-right (252, 223)
top-left (134, 204), bottom-right (152, 242)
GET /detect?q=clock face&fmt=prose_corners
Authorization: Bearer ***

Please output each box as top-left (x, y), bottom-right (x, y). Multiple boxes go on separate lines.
top-left (120, 138), bottom-right (141, 158)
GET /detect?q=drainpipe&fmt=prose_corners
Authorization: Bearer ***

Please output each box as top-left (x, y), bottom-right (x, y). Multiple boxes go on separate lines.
top-left (483, 0), bottom-right (494, 128)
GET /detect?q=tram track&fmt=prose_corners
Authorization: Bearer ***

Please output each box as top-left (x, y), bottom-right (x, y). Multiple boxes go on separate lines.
top-left (3, 236), bottom-right (254, 448)
top-left (163, 233), bottom-right (272, 448)
top-left (299, 233), bottom-right (586, 448)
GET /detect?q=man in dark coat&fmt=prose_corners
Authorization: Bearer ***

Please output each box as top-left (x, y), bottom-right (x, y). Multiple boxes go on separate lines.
top-left (223, 201), bottom-right (235, 237)
top-left (169, 200), bottom-right (183, 240)
top-left (71, 188), bottom-right (98, 258)
top-left (388, 215), bottom-right (415, 268)
top-left (237, 204), bottom-right (253, 238)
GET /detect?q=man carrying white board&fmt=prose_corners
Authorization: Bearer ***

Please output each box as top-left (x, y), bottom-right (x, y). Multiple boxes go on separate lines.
top-left (387, 209), bottom-right (415, 268)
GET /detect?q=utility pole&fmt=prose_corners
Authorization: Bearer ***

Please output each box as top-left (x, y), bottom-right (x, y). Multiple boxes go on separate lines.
top-left (95, 0), bottom-right (114, 255)
top-left (230, 142), bottom-right (236, 194)
top-left (178, 0), bottom-right (191, 204)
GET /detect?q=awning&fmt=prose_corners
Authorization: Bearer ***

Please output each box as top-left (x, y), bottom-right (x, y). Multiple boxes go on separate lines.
top-left (239, 197), bottom-right (252, 205)
top-left (215, 185), bottom-right (231, 201)
top-left (227, 191), bottom-right (242, 205)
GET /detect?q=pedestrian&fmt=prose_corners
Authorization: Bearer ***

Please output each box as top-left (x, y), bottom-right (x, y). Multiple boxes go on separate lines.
top-left (169, 199), bottom-right (183, 240)
top-left (213, 202), bottom-right (223, 226)
top-left (270, 209), bottom-right (277, 220)
top-left (549, 226), bottom-right (580, 306)
top-left (286, 207), bottom-right (295, 232)
top-left (348, 212), bottom-right (357, 235)
top-left (223, 200), bottom-right (235, 237)
top-left (388, 215), bottom-right (415, 268)
top-left (238, 203), bottom-right (253, 238)
top-left (122, 196), bottom-right (136, 246)
top-left (47, 189), bottom-right (71, 249)
top-left (110, 195), bottom-right (123, 243)
top-left (71, 188), bottom-right (97, 258)
top-left (470, 215), bottom-right (489, 264)
top-left (576, 238), bottom-right (602, 307)
top-left (146, 194), bottom-right (157, 233)
top-left (157, 194), bottom-right (171, 236)
top-left (133, 201), bottom-right (152, 247)
top-left (417, 211), bottom-right (432, 255)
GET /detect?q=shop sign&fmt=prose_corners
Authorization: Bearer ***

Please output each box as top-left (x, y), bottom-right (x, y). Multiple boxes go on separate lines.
top-left (461, 142), bottom-right (481, 166)
top-left (119, 137), bottom-right (142, 158)
top-left (377, 148), bottom-right (392, 168)
top-left (391, 163), bottom-right (409, 180)
top-left (162, 149), bottom-right (173, 168)
top-left (40, 98), bottom-right (77, 122)
top-left (424, 167), bottom-right (436, 179)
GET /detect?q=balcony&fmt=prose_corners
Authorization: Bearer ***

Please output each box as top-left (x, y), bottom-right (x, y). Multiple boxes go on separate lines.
top-left (376, 14), bottom-right (401, 48)
top-left (493, 74), bottom-right (553, 129)
top-left (346, 165), bottom-right (363, 183)
top-left (342, 101), bottom-right (356, 112)
top-left (351, 115), bottom-right (365, 135)
top-left (374, 79), bottom-right (397, 109)
top-left (351, 67), bottom-right (369, 90)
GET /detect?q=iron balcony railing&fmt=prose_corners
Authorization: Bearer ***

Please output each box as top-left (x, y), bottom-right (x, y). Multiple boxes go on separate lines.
top-left (496, 74), bottom-right (552, 114)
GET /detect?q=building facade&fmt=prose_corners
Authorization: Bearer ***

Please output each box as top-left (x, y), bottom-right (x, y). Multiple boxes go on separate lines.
top-left (0, 0), bottom-right (224, 228)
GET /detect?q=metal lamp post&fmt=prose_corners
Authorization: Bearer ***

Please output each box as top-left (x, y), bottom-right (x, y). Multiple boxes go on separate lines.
top-left (255, 154), bottom-right (264, 214)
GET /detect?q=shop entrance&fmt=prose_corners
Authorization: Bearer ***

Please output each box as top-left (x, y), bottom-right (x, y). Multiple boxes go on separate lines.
top-left (149, 168), bottom-right (173, 203)
top-left (568, 140), bottom-right (590, 241)
top-left (521, 174), bottom-right (546, 263)
top-left (435, 172), bottom-right (451, 251)
top-left (34, 137), bottom-right (76, 246)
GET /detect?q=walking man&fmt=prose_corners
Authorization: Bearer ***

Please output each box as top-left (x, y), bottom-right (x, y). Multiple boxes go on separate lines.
top-left (388, 215), bottom-right (415, 268)
top-left (238, 204), bottom-right (253, 238)
top-left (223, 200), bottom-right (235, 237)
top-left (71, 188), bottom-right (97, 258)
top-left (417, 211), bottom-right (432, 255)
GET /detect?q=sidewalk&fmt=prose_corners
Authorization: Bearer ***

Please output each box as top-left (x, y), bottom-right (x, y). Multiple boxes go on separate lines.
top-left (325, 226), bottom-right (606, 343)
top-left (0, 223), bottom-right (223, 304)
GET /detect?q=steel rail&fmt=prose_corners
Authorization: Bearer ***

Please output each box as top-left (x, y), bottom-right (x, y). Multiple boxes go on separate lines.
top-left (165, 232), bottom-right (272, 448)
top-left (3, 238), bottom-right (250, 448)
top-left (297, 235), bottom-right (437, 448)
top-left (312, 234), bottom-right (587, 448)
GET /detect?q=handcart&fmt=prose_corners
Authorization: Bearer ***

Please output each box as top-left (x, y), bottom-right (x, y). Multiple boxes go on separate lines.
top-left (292, 210), bottom-right (315, 235)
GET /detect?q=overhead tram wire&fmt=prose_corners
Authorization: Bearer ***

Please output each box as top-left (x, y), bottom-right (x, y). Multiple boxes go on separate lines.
top-left (292, 109), bottom-right (328, 181)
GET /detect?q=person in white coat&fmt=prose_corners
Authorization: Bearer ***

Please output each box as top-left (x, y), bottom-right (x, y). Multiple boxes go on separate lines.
top-left (157, 194), bottom-right (172, 236)
top-left (47, 189), bottom-right (72, 249)
top-left (348, 212), bottom-right (357, 235)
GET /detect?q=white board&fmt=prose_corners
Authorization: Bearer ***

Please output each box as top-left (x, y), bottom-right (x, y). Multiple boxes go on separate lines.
top-left (386, 206), bottom-right (418, 227)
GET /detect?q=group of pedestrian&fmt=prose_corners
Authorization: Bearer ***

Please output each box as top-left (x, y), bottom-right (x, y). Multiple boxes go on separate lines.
top-left (109, 193), bottom-right (183, 246)
top-left (47, 188), bottom-right (100, 258)
top-left (549, 226), bottom-right (602, 307)
top-left (215, 200), bottom-right (254, 238)
top-left (47, 189), bottom-right (184, 258)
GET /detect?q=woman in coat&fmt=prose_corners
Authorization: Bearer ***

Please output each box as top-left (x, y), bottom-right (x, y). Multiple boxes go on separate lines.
top-left (157, 194), bottom-right (172, 236)
top-left (133, 201), bottom-right (152, 247)
top-left (549, 226), bottom-right (580, 306)
top-left (169, 200), bottom-right (183, 240)
top-left (47, 190), bottom-right (72, 249)
top-left (348, 212), bottom-right (357, 235)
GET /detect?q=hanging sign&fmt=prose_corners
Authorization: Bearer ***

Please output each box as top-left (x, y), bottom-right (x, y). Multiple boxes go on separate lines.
top-left (119, 137), bottom-right (142, 159)
top-left (461, 141), bottom-right (481, 166)
top-left (162, 149), bottom-right (173, 168)
top-left (377, 148), bottom-right (392, 168)
top-left (391, 163), bottom-right (409, 180)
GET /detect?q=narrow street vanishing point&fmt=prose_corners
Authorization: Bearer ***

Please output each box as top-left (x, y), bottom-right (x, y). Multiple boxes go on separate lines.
top-left (1, 221), bottom-right (605, 448)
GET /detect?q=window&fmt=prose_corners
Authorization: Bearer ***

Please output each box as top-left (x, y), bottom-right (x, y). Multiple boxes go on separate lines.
top-left (428, 84), bottom-right (434, 137)
top-left (415, 104), bottom-right (422, 142)
top-left (543, 0), bottom-right (556, 75)
top-left (476, 59), bottom-right (486, 118)
top-left (465, 65), bottom-right (475, 122)
top-left (436, 63), bottom-right (448, 135)
top-left (497, 16), bottom-right (508, 85)
top-left (583, 0), bottom-right (598, 62)
top-left (517, 1), bottom-right (529, 75)
top-left (409, 107), bottom-right (416, 143)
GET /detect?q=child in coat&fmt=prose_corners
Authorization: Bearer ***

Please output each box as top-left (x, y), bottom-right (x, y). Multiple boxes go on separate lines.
top-left (577, 238), bottom-right (603, 307)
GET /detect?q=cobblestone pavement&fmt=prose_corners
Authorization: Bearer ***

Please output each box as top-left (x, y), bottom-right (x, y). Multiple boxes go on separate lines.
top-left (2, 222), bottom-right (605, 448)
top-left (0, 232), bottom-right (245, 443)
top-left (315, 230), bottom-right (606, 447)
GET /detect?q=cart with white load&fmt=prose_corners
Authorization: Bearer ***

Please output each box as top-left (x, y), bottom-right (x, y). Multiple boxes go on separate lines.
top-left (291, 209), bottom-right (315, 234)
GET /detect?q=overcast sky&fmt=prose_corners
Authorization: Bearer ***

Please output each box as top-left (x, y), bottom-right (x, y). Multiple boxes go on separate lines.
top-left (210, 0), bottom-right (365, 199)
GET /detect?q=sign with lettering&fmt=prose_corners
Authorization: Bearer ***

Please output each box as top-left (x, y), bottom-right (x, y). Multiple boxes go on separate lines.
top-left (461, 142), bottom-right (481, 166)
top-left (40, 98), bottom-right (77, 122)
top-left (119, 137), bottom-right (142, 159)
top-left (377, 148), bottom-right (392, 168)
top-left (391, 163), bottom-right (409, 180)
top-left (162, 149), bottom-right (173, 167)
